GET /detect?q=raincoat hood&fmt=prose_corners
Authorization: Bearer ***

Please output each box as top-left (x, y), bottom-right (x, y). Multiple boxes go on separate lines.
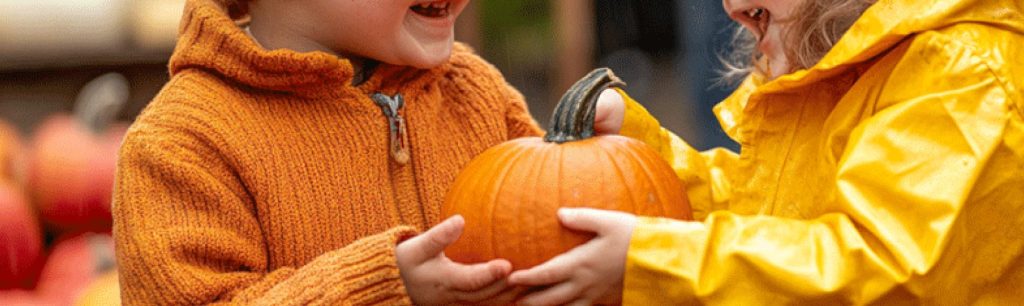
top-left (716, 0), bottom-right (1024, 139)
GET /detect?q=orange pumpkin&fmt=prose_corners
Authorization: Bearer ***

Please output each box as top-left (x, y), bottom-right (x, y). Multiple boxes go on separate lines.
top-left (442, 68), bottom-right (692, 270)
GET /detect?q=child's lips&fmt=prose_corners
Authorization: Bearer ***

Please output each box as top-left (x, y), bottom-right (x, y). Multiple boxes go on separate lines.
top-left (748, 8), bottom-right (772, 54)
top-left (407, 0), bottom-right (457, 38)
top-left (410, 1), bottom-right (451, 18)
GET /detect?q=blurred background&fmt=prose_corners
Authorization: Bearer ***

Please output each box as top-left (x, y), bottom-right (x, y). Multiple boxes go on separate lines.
top-left (0, 0), bottom-right (739, 305)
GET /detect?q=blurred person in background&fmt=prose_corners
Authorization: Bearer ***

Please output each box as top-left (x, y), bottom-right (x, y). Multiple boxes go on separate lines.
top-left (110, 0), bottom-right (633, 304)
top-left (508, 0), bottom-right (1024, 304)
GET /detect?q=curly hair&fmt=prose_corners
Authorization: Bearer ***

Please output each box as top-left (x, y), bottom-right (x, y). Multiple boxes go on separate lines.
top-left (722, 0), bottom-right (876, 81)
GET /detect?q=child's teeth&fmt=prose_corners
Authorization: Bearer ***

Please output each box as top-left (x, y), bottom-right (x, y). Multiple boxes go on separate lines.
top-left (411, 1), bottom-right (448, 16)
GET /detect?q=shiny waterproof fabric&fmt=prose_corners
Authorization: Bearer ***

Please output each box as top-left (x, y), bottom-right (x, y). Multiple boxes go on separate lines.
top-left (617, 0), bottom-right (1024, 304)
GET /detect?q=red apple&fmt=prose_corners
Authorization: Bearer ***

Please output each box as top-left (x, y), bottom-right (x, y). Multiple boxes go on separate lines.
top-left (28, 73), bottom-right (130, 232)
top-left (28, 116), bottom-right (127, 231)
top-left (35, 233), bottom-right (116, 306)
top-left (0, 180), bottom-right (43, 290)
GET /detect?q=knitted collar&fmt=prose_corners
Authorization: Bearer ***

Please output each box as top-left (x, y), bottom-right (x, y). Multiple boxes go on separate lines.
top-left (170, 0), bottom-right (427, 99)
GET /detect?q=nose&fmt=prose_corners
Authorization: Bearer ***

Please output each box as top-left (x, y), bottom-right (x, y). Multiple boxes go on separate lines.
top-left (722, 0), bottom-right (739, 14)
top-left (721, 0), bottom-right (749, 23)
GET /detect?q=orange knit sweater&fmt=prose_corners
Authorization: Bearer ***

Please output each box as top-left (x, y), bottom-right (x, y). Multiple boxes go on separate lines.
top-left (112, 0), bottom-right (542, 304)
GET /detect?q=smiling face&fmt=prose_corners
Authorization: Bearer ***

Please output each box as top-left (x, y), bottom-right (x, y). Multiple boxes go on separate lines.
top-left (723, 0), bottom-right (802, 78)
top-left (250, 0), bottom-right (470, 69)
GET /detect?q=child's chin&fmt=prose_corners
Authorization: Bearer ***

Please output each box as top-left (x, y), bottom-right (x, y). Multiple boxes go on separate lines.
top-left (403, 47), bottom-right (452, 69)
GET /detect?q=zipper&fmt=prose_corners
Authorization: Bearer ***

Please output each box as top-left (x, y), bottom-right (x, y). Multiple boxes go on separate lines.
top-left (371, 93), bottom-right (411, 165)
top-left (372, 92), bottom-right (428, 227)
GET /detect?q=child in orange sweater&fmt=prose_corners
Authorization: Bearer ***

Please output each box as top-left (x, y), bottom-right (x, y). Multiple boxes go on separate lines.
top-left (113, 0), bottom-right (625, 304)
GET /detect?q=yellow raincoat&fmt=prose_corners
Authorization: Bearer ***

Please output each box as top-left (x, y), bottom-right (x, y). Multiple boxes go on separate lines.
top-left (618, 0), bottom-right (1024, 304)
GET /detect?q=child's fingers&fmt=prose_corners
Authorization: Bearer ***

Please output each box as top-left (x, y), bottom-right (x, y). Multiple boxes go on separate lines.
top-left (400, 215), bottom-right (464, 263)
top-left (446, 259), bottom-right (511, 292)
top-left (472, 286), bottom-right (530, 306)
top-left (452, 279), bottom-right (511, 303)
top-left (508, 253), bottom-right (575, 286)
top-left (557, 208), bottom-right (628, 234)
top-left (515, 282), bottom-right (582, 306)
top-left (566, 299), bottom-right (594, 306)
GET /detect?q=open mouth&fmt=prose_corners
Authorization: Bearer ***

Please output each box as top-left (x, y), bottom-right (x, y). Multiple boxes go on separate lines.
top-left (410, 1), bottom-right (451, 18)
top-left (743, 7), bottom-right (771, 41)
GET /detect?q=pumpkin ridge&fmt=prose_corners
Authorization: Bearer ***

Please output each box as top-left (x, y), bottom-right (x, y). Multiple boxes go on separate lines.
top-left (600, 141), bottom-right (638, 215)
top-left (471, 147), bottom-right (504, 262)
top-left (554, 142), bottom-right (566, 264)
top-left (527, 143), bottom-right (555, 266)
top-left (487, 143), bottom-right (530, 264)
top-left (617, 138), bottom-right (668, 217)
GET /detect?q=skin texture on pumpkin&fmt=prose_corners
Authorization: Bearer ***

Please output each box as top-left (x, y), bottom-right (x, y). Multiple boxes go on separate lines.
top-left (442, 134), bottom-right (691, 270)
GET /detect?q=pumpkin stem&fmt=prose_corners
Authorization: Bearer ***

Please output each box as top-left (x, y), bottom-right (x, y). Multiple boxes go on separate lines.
top-left (544, 68), bottom-right (625, 144)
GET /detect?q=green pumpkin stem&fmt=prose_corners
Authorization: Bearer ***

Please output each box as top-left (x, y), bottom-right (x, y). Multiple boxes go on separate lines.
top-left (544, 68), bottom-right (626, 144)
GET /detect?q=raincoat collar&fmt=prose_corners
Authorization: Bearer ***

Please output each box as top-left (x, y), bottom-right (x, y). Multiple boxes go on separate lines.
top-left (715, 0), bottom-right (1024, 137)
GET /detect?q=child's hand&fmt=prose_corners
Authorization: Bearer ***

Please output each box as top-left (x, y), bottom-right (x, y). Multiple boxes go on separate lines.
top-left (594, 88), bottom-right (626, 135)
top-left (397, 215), bottom-right (517, 305)
top-left (508, 208), bottom-right (637, 306)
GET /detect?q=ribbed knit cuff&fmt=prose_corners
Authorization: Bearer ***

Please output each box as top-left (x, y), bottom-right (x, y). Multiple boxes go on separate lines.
top-left (330, 226), bottom-right (419, 305)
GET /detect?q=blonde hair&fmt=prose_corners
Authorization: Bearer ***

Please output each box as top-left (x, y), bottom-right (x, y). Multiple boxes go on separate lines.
top-left (722, 0), bottom-right (876, 81)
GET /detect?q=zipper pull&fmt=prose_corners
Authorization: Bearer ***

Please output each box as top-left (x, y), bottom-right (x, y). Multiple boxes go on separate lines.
top-left (371, 93), bottom-right (411, 164)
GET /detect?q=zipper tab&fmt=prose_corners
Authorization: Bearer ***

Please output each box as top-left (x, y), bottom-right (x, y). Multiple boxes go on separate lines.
top-left (371, 93), bottom-right (411, 165)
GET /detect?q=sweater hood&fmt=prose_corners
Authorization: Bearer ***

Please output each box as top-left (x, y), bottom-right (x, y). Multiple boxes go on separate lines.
top-left (169, 0), bottom-right (449, 98)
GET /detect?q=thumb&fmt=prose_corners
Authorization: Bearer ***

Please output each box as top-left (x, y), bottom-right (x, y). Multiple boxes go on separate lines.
top-left (557, 208), bottom-right (625, 235)
top-left (402, 215), bottom-right (465, 263)
top-left (593, 88), bottom-right (626, 135)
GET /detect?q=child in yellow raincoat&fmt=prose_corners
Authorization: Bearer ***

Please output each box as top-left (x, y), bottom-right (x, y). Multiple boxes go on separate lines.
top-left (508, 0), bottom-right (1024, 304)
